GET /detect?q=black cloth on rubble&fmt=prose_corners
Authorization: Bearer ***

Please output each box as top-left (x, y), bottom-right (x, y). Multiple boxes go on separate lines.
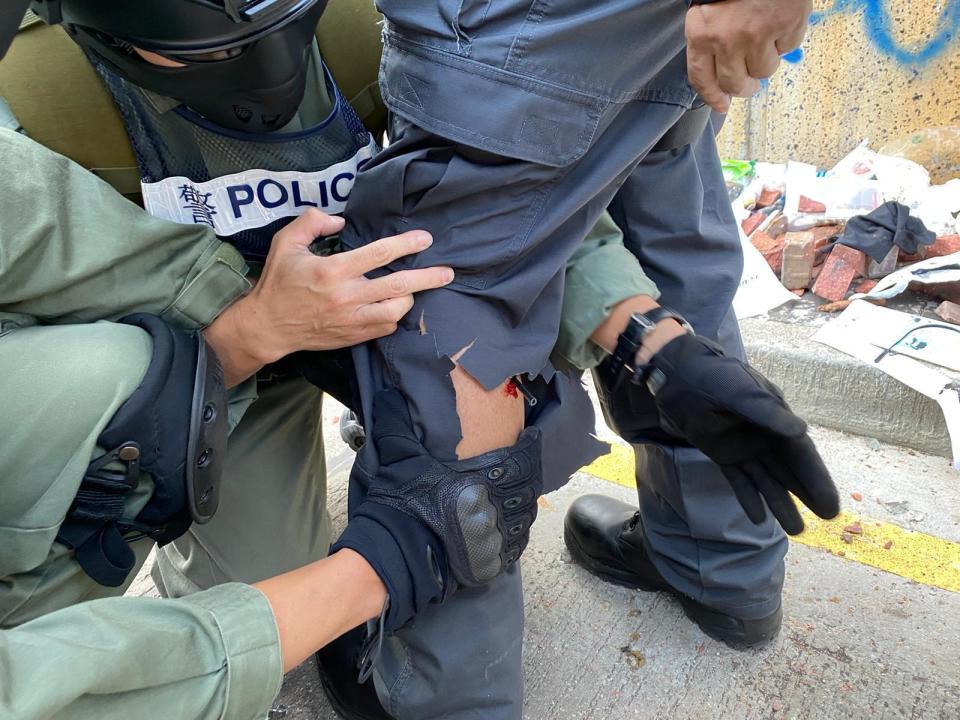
top-left (840, 201), bottom-right (935, 262)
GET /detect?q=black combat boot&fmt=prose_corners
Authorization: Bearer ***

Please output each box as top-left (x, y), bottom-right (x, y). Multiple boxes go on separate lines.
top-left (316, 626), bottom-right (391, 720)
top-left (564, 494), bottom-right (782, 648)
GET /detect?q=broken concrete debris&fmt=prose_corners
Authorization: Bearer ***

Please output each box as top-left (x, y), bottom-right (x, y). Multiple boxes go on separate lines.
top-left (799, 195), bottom-right (827, 213)
top-left (728, 141), bottom-right (959, 314)
top-left (750, 230), bottom-right (785, 274)
top-left (866, 245), bottom-right (899, 279)
top-left (757, 187), bottom-right (782, 208)
top-left (935, 301), bottom-right (960, 325)
top-left (843, 521), bottom-right (864, 535)
top-left (812, 244), bottom-right (867, 302)
top-left (780, 230), bottom-right (817, 290)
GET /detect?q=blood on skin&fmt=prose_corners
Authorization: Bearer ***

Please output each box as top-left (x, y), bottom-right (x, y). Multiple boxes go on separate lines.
top-left (503, 379), bottom-right (519, 398)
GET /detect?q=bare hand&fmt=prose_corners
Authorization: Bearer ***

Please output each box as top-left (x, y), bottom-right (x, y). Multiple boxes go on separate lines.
top-left (685, 0), bottom-right (812, 113)
top-left (206, 209), bottom-right (453, 386)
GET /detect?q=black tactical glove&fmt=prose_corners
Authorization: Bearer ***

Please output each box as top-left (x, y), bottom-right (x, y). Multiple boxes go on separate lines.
top-left (332, 388), bottom-right (543, 632)
top-left (644, 333), bottom-right (840, 535)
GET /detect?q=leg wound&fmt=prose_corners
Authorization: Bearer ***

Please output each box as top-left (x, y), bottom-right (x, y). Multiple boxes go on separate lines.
top-left (450, 342), bottom-right (524, 459)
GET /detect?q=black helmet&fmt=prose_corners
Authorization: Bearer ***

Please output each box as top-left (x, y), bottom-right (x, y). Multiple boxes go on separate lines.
top-left (23, 0), bottom-right (330, 132)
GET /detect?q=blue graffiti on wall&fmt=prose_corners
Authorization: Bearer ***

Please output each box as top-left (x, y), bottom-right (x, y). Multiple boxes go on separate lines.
top-left (805, 0), bottom-right (960, 67)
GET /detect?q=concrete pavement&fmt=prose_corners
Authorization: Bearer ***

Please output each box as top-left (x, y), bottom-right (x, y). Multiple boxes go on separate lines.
top-left (126, 384), bottom-right (960, 719)
top-left (740, 296), bottom-right (959, 459)
top-left (264, 394), bottom-right (960, 720)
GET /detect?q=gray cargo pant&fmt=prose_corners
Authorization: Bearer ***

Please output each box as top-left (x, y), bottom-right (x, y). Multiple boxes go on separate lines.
top-left (337, 2), bottom-right (787, 717)
top-left (607, 130), bottom-right (787, 620)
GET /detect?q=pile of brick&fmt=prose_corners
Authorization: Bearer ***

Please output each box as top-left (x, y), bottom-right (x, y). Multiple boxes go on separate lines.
top-left (741, 188), bottom-right (960, 321)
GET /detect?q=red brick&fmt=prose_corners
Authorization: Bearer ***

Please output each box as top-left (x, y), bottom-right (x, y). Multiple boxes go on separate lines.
top-left (780, 231), bottom-right (817, 290)
top-left (818, 299), bottom-right (853, 313)
top-left (855, 278), bottom-right (879, 294)
top-left (741, 211), bottom-right (765, 236)
top-left (927, 234), bottom-right (960, 259)
top-left (936, 301), bottom-right (960, 325)
top-left (914, 282), bottom-right (960, 305)
top-left (812, 245), bottom-right (867, 302)
top-left (899, 247), bottom-right (927, 263)
top-left (810, 225), bottom-right (843, 247)
top-left (756, 187), bottom-right (782, 209)
top-left (799, 195), bottom-right (827, 213)
top-left (764, 213), bottom-right (789, 239)
top-left (751, 230), bottom-right (786, 274)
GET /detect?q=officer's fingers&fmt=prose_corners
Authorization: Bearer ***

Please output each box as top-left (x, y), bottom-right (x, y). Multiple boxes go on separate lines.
top-left (746, 43), bottom-right (781, 80)
top-left (358, 266), bottom-right (455, 304)
top-left (338, 230), bottom-right (434, 276)
top-left (715, 51), bottom-right (760, 99)
top-left (273, 209), bottom-right (345, 252)
top-left (356, 295), bottom-right (416, 325)
top-left (752, 462), bottom-right (805, 535)
top-left (686, 45), bottom-right (730, 113)
top-left (780, 436), bottom-right (839, 520)
top-left (721, 465), bottom-right (768, 525)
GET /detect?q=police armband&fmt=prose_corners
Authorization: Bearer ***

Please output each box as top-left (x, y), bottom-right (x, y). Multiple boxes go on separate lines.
top-left (56, 313), bottom-right (228, 586)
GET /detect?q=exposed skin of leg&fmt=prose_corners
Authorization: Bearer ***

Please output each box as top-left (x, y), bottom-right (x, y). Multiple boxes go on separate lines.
top-left (451, 364), bottom-right (525, 459)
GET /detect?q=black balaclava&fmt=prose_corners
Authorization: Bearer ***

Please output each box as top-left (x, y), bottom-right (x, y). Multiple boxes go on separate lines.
top-left (29, 0), bottom-right (329, 132)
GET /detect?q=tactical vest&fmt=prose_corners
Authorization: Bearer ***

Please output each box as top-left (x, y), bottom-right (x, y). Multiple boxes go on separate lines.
top-left (92, 45), bottom-right (376, 260)
top-left (1, 2), bottom-right (387, 183)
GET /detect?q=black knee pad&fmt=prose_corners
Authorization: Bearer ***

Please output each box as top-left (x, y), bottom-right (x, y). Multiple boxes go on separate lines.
top-left (56, 314), bottom-right (228, 586)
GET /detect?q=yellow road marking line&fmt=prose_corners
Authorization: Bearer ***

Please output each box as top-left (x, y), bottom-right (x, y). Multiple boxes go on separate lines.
top-left (582, 443), bottom-right (960, 593)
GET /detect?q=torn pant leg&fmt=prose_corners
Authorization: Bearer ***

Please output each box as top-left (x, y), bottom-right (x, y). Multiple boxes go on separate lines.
top-left (340, 101), bottom-right (687, 719)
top-left (607, 123), bottom-right (787, 618)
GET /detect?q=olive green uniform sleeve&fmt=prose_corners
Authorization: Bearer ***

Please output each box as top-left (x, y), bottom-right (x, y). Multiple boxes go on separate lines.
top-left (0, 128), bottom-right (250, 334)
top-left (552, 211), bottom-right (661, 372)
top-left (0, 583), bottom-right (283, 720)
top-left (0, 129), bottom-right (282, 719)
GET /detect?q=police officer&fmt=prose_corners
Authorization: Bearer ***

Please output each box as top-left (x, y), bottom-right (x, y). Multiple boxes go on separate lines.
top-left (333, 2), bottom-right (840, 716)
top-left (0, 1), bottom-right (547, 717)
top-left (0, 3), bottom-right (653, 718)
top-left (0, 3), bottom-right (838, 720)
top-left (0, 118), bottom-right (548, 717)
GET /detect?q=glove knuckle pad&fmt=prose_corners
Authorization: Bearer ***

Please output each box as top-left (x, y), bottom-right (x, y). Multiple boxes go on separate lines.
top-left (452, 483), bottom-right (504, 585)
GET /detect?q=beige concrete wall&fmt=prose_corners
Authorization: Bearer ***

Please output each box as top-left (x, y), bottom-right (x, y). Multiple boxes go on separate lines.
top-left (716, 0), bottom-right (960, 170)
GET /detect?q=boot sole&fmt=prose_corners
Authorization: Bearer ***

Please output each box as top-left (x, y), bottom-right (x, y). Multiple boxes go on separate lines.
top-left (563, 522), bottom-right (781, 649)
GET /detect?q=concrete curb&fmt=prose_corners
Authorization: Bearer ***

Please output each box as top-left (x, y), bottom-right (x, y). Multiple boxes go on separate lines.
top-left (740, 316), bottom-right (954, 458)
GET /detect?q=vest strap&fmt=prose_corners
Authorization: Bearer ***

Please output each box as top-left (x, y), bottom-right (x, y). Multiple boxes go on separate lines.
top-left (91, 166), bottom-right (143, 196)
